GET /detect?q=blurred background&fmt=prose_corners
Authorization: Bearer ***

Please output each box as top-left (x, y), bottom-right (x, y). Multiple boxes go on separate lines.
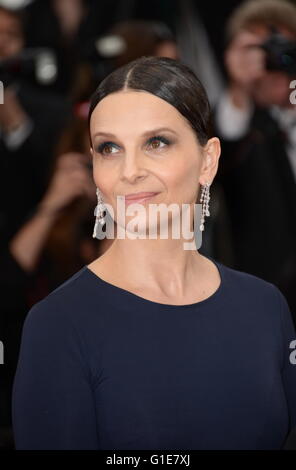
top-left (0, 0), bottom-right (296, 449)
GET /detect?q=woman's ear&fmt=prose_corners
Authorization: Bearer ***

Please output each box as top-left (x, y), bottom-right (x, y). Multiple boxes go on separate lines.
top-left (199, 137), bottom-right (221, 185)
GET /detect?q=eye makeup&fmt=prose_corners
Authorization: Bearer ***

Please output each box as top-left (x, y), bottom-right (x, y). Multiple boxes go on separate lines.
top-left (94, 134), bottom-right (173, 157)
top-left (146, 135), bottom-right (171, 148)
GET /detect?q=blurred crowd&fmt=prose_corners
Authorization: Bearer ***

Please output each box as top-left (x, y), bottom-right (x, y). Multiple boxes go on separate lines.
top-left (0, 0), bottom-right (296, 449)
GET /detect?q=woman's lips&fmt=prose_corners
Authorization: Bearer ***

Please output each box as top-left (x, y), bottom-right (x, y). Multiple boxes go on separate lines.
top-left (124, 192), bottom-right (159, 206)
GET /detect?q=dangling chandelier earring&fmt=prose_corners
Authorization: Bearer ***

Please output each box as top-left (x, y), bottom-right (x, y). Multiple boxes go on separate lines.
top-left (93, 187), bottom-right (106, 238)
top-left (199, 182), bottom-right (211, 231)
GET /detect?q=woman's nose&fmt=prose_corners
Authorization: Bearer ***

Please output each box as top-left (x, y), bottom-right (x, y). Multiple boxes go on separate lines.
top-left (120, 151), bottom-right (147, 183)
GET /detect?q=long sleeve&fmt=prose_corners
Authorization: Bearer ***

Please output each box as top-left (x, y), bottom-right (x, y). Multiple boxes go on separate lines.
top-left (10, 260), bottom-right (296, 450)
top-left (12, 300), bottom-right (99, 450)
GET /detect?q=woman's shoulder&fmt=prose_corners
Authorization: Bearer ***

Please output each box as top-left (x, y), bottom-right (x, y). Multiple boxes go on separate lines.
top-left (218, 259), bottom-right (275, 289)
top-left (23, 266), bottom-right (104, 333)
top-left (211, 260), bottom-right (296, 348)
top-left (16, 266), bottom-right (105, 380)
top-left (216, 258), bottom-right (291, 319)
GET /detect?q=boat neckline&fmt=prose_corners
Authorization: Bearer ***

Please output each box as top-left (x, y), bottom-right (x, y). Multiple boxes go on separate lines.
top-left (84, 255), bottom-right (226, 309)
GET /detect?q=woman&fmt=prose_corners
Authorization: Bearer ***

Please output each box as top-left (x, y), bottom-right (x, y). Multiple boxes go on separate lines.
top-left (12, 56), bottom-right (296, 450)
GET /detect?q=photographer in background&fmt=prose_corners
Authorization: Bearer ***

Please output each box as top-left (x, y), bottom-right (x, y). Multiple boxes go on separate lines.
top-left (0, 5), bottom-right (70, 242)
top-left (214, 0), bottom-right (296, 324)
top-left (0, 110), bottom-right (109, 449)
top-left (24, 0), bottom-right (91, 95)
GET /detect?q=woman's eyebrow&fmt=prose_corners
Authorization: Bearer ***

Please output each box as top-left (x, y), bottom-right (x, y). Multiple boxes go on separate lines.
top-left (93, 127), bottom-right (178, 139)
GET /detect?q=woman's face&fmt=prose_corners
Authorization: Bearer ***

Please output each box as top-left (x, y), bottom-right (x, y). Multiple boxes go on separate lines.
top-left (90, 90), bottom-right (220, 234)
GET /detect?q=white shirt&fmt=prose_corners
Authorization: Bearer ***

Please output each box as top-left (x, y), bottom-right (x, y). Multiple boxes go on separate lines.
top-left (216, 90), bottom-right (296, 181)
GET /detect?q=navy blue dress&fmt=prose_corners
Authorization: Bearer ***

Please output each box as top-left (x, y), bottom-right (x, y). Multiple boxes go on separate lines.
top-left (12, 257), bottom-right (296, 449)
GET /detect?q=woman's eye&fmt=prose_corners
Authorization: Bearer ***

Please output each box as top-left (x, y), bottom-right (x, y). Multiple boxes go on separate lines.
top-left (97, 142), bottom-right (118, 156)
top-left (147, 136), bottom-right (170, 150)
top-left (96, 135), bottom-right (171, 156)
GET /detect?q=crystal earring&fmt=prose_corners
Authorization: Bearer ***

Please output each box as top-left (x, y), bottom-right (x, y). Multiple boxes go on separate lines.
top-left (199, 182), bottom-right (211, 231)
top-left (92, 187), bottom-right (106, 238)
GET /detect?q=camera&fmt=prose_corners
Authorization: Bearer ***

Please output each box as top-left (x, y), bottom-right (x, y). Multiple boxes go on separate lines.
top-left (259, 26), bottom-right (296, 76)
top-left (0, 48), bottom-right (57, 87)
